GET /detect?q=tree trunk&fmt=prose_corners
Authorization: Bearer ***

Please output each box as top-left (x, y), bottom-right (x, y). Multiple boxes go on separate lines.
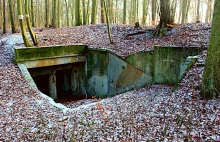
top-left (0, 0), bottom-right (2, 29)
top-left (155, 0), bottom-right (172, 36)
top-left (52, 0), bottom-right (57, 28)
top-left (8, 0), bottom-right (16, 33)
top-left (86, 0), bottom-right (90, 24)
top-left (75, 0), bottom-right (82, 26)
top-left (201, 0), bottom-right (220, 99)
top-left (122, 0), bottom-right (126, 24)
top-left (142, 0), bottom-right (149, 24)
top-left (115, 0), bottom-right (118, 23)
top-left (100, 0), bottom-right (105, 23)
top-left (64, 0), bottom-right (69, 27)
top-left (25, 0), bottom-right (37, 45)
top-left (103, 0), bottom-right (113, 43)
top-left (91, 0), bottom-right (97, 24)
top-left (45, 0), bottom-right (49, 27)
top-left (171, 0), bottom-right (177, 23)
top-left (57, 0), bottom-right (60, 27)
top-left (17, 0), bottom-right (32, 47)
top-left (181, 0), bottom-right (187, 23)
top-left (196, 0), bottom-right (201, 22)
top-left (82, 0), bottom-right (87, 25)
top-left (185, 0), bottom-right (191, 23)
top-left (31, 0), bottom-right (35, 27)
top-left (3, 0), bottom-right (6, 33)
top-left (72, 0), bottom-right (75, 26)
top-left (133, 0), bottom-right (137, 22)
top-left (108, 0), bottom-right (113, 23)
top-left (151, 0), bottom-right (157, 25)
top-left (205, 0), bottom-right (212, 23)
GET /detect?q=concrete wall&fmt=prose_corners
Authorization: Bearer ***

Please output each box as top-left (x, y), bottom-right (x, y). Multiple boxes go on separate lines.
top-left (15, 45), bottom-right (203, 99)
top-left (127, 46), bottom-right (203, 84)
top-left (87, 49), bottom-right (152, 98)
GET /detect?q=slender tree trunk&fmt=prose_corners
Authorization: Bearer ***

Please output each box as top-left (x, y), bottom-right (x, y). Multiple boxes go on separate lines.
top-left (122, 0), bottom-right (126, 24)
top-left (170, 0), bottom-right (177, 23)
top-left (114, 0), bottom-right (118, 23)
top-left (52, 0), bottom-right (57, 28)
top-left (196, 0), bottom-right (201, 22)
top-left (25, 0), bottom-right (37, 45)
top-left (86, 0), bottom-right (90, 24)
top-left (57, 0), bottom-right (60, 27)
top-left (181, 0), bottom-right (187, 23)
top-left (142, 0), bottom-right (149, 24)
top-left (103, 0), bottom-right (113, 43)
top-left (17, 0), bottom-right (32, 47)
top-left (185, 0), bottom-right (191, 23)
top-left (100, 0), bottom-right (105, 23)
top-left (3, 0), bottom-right (6, 33)
top-left (136, 0), bottom-right (139, 21)
top-left (82, 0), bottom-right (87, 25)
top-left (0, 0), bottom-right (2, 29)
top-left (45, 0), bottom-right (49, 27)
top-left (107, 0), bottom-right (113, 23)
top-left (133, 0), bottom-right (137, 22)
top-left (201, 0), bottom-right (220, 98)
top-left (75, 0), bottom-right (82, 26)
top-left (64, 0), bottom-right (69, 27)
top-left (8, 0), bottom-right (16, 33)
top-left (152, 0), bottom-right (157, 25)
top-left (72, 0), bottom-right (75, 26)
top-left (91, 0), bottom-right (97, 24)
top-left (31, 0), bottom-right (35, 27)
top-left (205, 0), bottom-right (212, 23)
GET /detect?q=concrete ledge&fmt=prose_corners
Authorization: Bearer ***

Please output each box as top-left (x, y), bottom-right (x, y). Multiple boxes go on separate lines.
top-left (14, 44), bottom-right (88, 62)
top-left (19, 56), bottom-right (87, 68)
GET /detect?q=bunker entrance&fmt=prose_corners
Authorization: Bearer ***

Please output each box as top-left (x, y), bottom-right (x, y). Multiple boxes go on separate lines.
top-left (33, 74), bottom-right (50, 95)
top-left (28, 62), bottom-right (88, 103)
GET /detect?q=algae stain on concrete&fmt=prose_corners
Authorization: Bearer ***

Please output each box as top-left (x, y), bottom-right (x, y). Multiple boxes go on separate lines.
top-left (15, 45), bottom-right (203, 99)
top-left (117, 64), bottom-right (143, 87)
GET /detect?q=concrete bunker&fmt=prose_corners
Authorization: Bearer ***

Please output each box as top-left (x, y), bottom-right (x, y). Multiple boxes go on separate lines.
top-left (28, 62), bottom-right (87, 102)
top-left (14, 45), bottom-right (204, 105)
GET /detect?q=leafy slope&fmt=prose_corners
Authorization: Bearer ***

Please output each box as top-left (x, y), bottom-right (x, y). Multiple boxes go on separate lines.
top-left (0, 24), bottom-right (219, 141)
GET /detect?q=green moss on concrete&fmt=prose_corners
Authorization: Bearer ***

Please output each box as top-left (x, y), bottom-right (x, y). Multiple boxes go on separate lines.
top-left (87, 50), bottom-right (108, 77)
top-left (126, 51), bottom-right (154, 76)
top-left (127, 46), bottom-right (203, 85)
top-left (15, 45), bottom-right (88, 62)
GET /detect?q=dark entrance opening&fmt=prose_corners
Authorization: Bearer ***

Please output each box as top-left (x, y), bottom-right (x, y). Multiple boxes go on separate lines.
top-left (33, 74), bottom-right (50, 96)
top-left (56, 69), bottom-right (72, 97)
top-left (28, 62), bottom-right (89, 103)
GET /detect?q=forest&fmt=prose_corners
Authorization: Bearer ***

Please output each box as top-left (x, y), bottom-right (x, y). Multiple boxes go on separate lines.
top-left (0, 0), bottom-right (215, 30)
top-left (0, 0), bottom-right (220, 141)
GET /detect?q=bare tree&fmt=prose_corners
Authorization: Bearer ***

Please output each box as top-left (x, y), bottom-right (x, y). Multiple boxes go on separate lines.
top-left (154, 0), bottom-right (173, 36)
top-left (8, 0), bottom-right (16, 33)
top-left (3, 0), bottom-right (6, 34)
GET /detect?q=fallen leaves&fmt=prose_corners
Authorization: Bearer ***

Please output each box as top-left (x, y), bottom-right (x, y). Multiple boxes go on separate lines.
top-left (0, 23), bottom-right (219, 141)
top-left (36, 23), bottom-right (211, 58)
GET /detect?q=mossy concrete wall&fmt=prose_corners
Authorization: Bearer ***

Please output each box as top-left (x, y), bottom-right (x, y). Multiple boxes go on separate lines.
top-left (14, 44), bottom-right (88, 62)
top-left (87, 49), bottom-right (152, 98)
top-left (127, 46), bottom-right (203, 84)
top-left (15, 45), bottom-right (203, 99)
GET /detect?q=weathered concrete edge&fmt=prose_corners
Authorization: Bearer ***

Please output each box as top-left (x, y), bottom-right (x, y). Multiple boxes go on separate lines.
top-left (20, 56), bottom-right (87, 68)
top-left (14, 44), bottom-right (88, 62)
top-left (17, 64), bottom-right (70, 113)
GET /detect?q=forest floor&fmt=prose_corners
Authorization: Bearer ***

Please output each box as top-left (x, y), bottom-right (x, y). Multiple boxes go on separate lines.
top-left (35, 23), bottom-right (211, 58)
top-left (0, 23), bottom-right (219, 141)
